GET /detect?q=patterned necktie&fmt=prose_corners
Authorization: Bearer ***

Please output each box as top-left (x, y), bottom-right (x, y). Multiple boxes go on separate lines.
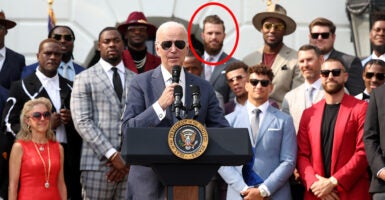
top-left (251, 109), bottom-right (261, 143)
top-left (111, 68), bottom-right (123, 101)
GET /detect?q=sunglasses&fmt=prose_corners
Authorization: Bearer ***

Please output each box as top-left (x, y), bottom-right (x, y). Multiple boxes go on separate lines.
top-left (52, 34), bottom-right (73, 42)
top-left (263, 22), bottom-right (285, 31)
top-left (311, 32), bottom-right (330, 39)
top-left (159, 40), bottom-right (186, 50)
top-left (227, 75), bottom-right (245, 83)
top-left (320, 69), bottom-right (343, 77)
top-left (249, 79), bottom-right (270, 87)
top-left (365, 72), bottom-right (385, 80)
top-left (29, 111), bottom-right (51, 120)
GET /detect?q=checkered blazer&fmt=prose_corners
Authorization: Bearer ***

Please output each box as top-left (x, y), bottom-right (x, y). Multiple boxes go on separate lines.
top-left (71, 63), bottom-right (135, 170)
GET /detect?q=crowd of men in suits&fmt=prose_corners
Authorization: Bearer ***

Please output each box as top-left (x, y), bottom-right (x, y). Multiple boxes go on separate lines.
top-left (0, 2), bottom-right (385, 200)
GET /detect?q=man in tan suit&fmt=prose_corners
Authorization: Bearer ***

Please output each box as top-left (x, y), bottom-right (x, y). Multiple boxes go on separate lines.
top-left (282, 44), bottom-right (324, 132)
top-left (243, 3), bottom-right (303, 106)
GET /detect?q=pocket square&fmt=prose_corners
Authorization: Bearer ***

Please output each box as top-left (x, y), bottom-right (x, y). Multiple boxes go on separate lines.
top-left (281, 65), bottom-right (288, 70)
top-left (221, 70), bottom-right (226, 74)
top-left (268, 128), bottom-right (280, 131)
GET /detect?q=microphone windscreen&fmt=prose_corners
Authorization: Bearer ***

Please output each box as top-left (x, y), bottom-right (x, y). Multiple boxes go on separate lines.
top-left (172, 65), bottom-right (181, 83)
top-left (191, 85), bottom-right (200, 94)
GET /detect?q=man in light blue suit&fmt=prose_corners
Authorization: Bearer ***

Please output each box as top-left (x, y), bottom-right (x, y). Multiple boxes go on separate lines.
top-left (122, 21), bottom-right (229, 200)
top-left (219, 64), bottom-right (297, 200)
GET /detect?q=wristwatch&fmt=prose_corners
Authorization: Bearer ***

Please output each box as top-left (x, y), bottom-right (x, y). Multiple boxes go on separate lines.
top-left (259, 187), bottom-right (268, 198)
top-left (330, 176), bottom-right (338, 186)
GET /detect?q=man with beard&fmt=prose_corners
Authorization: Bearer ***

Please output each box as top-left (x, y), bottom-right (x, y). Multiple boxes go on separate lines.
top-left (309, 17), bottom-right (364, 96)
top-left (297, 58), bottom-right (370, 200)
top-left (117, 11), bottom-right (160, 74)
top-left (355, 59), bottom-right (385, 101)
top-left (21, 25), bottom-right (85, 81)
top-left (71, 27), bottom-right (134, 199)
top-left (243, 4), bottom-right (303, 107)
top-left (201, 15), bottom-right (237, 103)
top-left (362, 13), bottom-right (385, 65)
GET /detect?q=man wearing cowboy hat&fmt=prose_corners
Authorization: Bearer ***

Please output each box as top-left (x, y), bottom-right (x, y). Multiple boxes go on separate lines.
top-left (243, 4), bottom-right (303, 107)
top-left (0, 10), bottom-right (25, 90)
top-left (117, 11), bottom-right (160, 74)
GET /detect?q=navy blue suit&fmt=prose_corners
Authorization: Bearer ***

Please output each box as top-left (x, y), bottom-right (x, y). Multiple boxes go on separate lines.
top-left (0, 48), bottom-right (25, 89)
top-left (122, 66), bottom-right (229, 199)
top-left (21, 61), bottom-right (84, 79)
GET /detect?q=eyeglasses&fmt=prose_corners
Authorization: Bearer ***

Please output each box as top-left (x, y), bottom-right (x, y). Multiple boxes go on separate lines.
top-left (263, 22), bottom-right (285, 31)
top-left (320, 69), bottom-right (344, 77)
top-left (29, 111), bottom-right (51, 120)
top-left (52, 34), bottom-right (73, 42)
top-left (159, 40), bottom-right (186, 50)
top-left (365, 72), bottom-right (385, 80)
top-left (227, 75), bottom-right (245, 83)
top-left (311, 32), bottom-right (330, 39)
top-left (249, 79), bottom-right (270, 87)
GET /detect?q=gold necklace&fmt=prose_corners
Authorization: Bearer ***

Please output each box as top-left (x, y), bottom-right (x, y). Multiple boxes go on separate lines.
top-left (33, 141), bottom-right (51, 189)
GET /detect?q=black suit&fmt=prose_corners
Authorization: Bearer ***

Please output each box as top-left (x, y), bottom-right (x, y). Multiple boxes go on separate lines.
top-left (0, 48), bottom-right (25, 89)
top-left (1, 73), bottom-right (82, 199)
top-left (364, 84), bottom-right (385, 193)
top-left (328, 49), bottom-right (364, 96)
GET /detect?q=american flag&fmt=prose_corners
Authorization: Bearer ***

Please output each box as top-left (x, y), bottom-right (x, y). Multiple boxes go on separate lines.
top-left (48, 0), bottom-right (56, 32)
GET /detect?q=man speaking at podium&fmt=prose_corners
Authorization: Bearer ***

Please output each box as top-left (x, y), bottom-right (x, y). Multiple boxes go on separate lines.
top-left (122, 21), bottom-right (229, 200)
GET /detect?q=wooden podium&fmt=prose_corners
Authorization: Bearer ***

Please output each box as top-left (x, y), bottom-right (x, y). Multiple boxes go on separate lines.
top-left (121, 127), bottom-right (252, 200)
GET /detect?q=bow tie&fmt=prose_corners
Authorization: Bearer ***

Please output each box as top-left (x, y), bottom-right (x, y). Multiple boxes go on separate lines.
top-left (362, 93), bottom-right (370, 100)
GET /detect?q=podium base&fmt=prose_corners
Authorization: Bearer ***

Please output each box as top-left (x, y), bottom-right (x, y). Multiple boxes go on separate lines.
top-left (167, 186), bottom-right (204, 200)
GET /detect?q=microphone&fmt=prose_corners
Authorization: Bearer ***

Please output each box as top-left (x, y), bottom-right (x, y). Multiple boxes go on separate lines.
top-left (172, 65), bottom-right (181, 83)
top-left (173, 85), bottom-right (183, 120)
top-left (191, 85), bottom-right (201, 118)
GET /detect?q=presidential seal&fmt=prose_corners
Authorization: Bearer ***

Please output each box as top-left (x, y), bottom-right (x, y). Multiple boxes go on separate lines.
top-left (168, 119), bottom-right (208, 160)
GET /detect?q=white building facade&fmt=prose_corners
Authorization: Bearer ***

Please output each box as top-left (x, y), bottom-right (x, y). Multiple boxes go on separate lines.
top-left (2, 0), bottom-right (358, 66)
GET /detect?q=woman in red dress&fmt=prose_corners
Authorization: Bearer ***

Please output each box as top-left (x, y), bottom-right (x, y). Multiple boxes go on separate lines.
top-left (8, 97), bottom-right (66, 200)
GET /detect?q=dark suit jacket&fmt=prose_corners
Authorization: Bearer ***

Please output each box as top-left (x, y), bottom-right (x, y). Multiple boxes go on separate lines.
top-left (329, 49), bottom-right (364, 96)
top-left (0, 48), bottom-right (25, 89)
top-left (0, 85), bottom-right (7, 118)
top-left (122, 66), bottom-right (229, 199)
top-left (20, 61), bottom-right (85, 79)
top-left (364, 84), bottom-right (385, 193)
top-left (122, 49), bottom-right (160, 73)
top-left (202, 52), bottom-right (237, 103)
top-left (1, 73), bottom-right (82, 198)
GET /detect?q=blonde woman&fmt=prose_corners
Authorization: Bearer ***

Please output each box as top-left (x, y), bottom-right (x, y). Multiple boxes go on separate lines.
top-left (8, 97), bottom-right (66, 200)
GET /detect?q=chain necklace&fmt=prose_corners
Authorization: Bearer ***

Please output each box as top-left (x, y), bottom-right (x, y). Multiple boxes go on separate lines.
top-left (134, 55), bottom-right (146, 69)
top-left (33, 141), bottom-right (51, 189)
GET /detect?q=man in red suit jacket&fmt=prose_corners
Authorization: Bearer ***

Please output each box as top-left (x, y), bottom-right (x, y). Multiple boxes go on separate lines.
top-left (297, 58), bottom-right (370, 200)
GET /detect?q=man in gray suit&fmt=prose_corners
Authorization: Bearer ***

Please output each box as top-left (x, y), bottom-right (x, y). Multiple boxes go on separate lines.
top-left (71, 27), bottom-right (134, 199)
top-left (122, 21), bottom-right (229, 200)
top-left (219, 64), bottom-right (297, 200)
top-left (201, 14), bottom-right (237, 103)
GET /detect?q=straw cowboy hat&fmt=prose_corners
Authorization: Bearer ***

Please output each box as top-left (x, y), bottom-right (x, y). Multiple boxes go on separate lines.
top-left (0, 10), bottom-right (16, 29)
top-left (117, 11), bottom-right (156, 37)
top-left (252, 4), bottom-right (296, 35)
